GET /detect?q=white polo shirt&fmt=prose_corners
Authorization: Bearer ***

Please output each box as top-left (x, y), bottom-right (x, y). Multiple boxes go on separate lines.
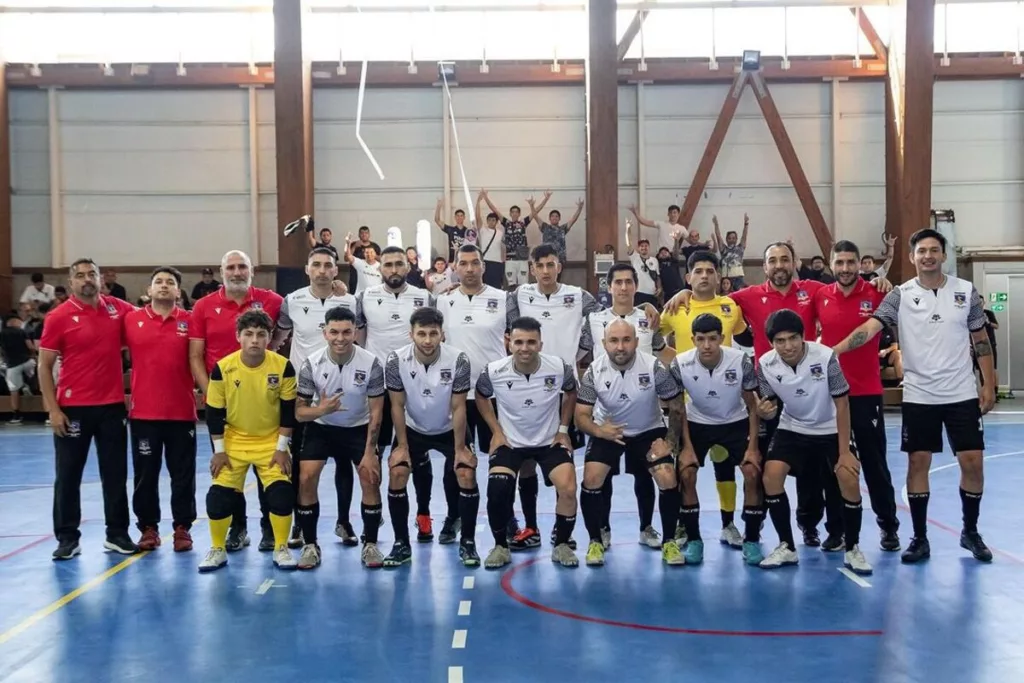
top-left (757, 341), bottom-right (849, 436)
top-left (580, 307), bottom-right (666, 360)
top-left (277, 287), bottom-right (356, 370)
top-left (577, 351), bottom-right (680, 437)
top-left (297, 345), bottom-right (385, 428)
top-left (385, 343), bottom-right (471, 436)
top-left (351, 257), bottom-right (383, 295)
top-left (355, 284), bottom-right (433, 362)
top-left (437, 285), bottom-right (514, 399)
top-left (670, 346), bottom-right (757, 425)
top-left (629, 251), bottom-right (660, 296)
top-left (509, 283), bottom-right (601, 369)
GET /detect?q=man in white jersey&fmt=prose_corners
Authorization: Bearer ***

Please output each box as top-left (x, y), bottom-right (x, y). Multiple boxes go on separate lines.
top-left (475, 316), bottom-right (580, 569)
top-left (273, 247), bottom-right (359, 548)
top-left (755, 310), bottom-right (871, 575)
top-left (384, 308), bottom-right (478, 567)
top-left (833, 228), bottom-right (994, 564)
top-left (575, 319), bottom-right (684, 567)
top-left (295, 307), bottom-right (386, 569)
top-left (355, 246), bottom-right (436, 540)
top-left (625, 219), bottom-right (660, 308)
top-left (670, 313), bottom-right (765, 566)
top-left (344, 232), bottom-right (383, 295)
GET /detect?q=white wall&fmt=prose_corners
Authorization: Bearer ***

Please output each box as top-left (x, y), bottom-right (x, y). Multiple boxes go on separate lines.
top-left (9, 79), bottom-right (1024, 269)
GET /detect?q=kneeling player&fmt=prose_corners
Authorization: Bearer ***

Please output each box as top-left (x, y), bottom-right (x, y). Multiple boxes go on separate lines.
top-left (670, 314), bottom-right (765, 566)
top-left (575, 319), bottom-right (684, 567)
top-left (199, 311), bottom-right (298, 573)
top-left (295, 306), bottom-right (386, 570)
top-left (756, 310), bottom-right (871, 574)
top-left (475, 316), bottom-right (580, 569)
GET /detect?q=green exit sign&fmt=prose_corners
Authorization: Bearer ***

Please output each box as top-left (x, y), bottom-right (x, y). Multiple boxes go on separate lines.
top-left (990, 292), bottom-right (1009, 302)
top-left (992, 304), bottom-right (1007, 312)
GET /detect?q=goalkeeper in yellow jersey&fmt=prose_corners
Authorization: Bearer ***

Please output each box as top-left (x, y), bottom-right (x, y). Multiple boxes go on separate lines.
top-left (198, 310), bottom-right (299, 572)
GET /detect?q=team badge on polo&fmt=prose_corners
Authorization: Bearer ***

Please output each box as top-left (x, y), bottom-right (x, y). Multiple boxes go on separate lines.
top-left (809, 364), bottom-right (824, 380)
top-left (487, 299), bottom-right (498, 311)
top-left (724, 369), bottom-right (737, 385)
top-left (440, 369), bottom-right (452, 384)
top-left (638, 373), bottom-right (651, 389)
top-left (354, 370), bottom-right (367, 385)
top-left (860, 300), bottom-right (873, 316)
top-left (721, 304), bottom-right (732, 314)
top-left (544, 376), bottom-right (557, 391)
top-left (563, 295), bottom-right (575, 307)
top-left (797, 290), bottom-right (810, 302)
top-left (177, 321), bottom-right (189, 336)
top-left (251, 301), bottom-right (263, 310)
top-left (953, 292), bottom-right (966, 307)
top-left (267, 374), bottom-right (279, 387)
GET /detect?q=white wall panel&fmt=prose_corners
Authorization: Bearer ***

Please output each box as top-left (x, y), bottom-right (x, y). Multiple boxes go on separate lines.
top-left (9, 90), bottom-right (51, 267)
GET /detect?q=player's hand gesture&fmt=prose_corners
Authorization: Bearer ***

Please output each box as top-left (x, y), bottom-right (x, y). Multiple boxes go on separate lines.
top-left (596, 421), bottom-right (625, 445)
top-left (755, 398), bottom-right (778, 420)
top-left (319, 393), bottom-right (343, 416)
top-left (455, 445), bottom-right (477, 471)
top-left (358, 451), bottom-right (381, 486)
top-left (835, 449), bottom-right (860, 478)
top-left (884, 233), bottom-right (897, 247)
top-left (210, 451), bottom-right (231, 478)
top-left (979, 385), bottom-right (996, 415)
top-left (271, 449), bottom-right (292, 476)
top-left (488, 431), bottom-right (510, 455)
top-left (576, 198), bottom-right (584, 209)
top-left (740, 447), bottom-right (762, 474)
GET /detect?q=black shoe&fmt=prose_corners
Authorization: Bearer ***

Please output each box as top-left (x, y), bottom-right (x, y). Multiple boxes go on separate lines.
top-left (287, 525), bottom-right (304, 549)
top-left (382, 540), bottom-right (412, 568)
top-left (506, 516), bottom-right (522, 543)
top-left (901, 536), bottom-right (931, 564)
top-left (258, 527), bottom-right (274, 552)
top-left (225, 527), bottom-right (250, 553)
top-left (459, 539), bottom-right (481, 567)
top-left (439, 517), bottom-right (460, 545)
top-left (821, 533), bottom-right (845, 552)
top-left (880, 530), bottom-right (901, 552)
top-left (336, 521), bottom-right (359, 547)
top-left (802, 528), bottom-right (821, 548)
top-left (52, 539), bottom-right (81, 561)
top-left (103, 533), bottom-right (140, 555)
top-left (960, 530), bottom-right (993, 562)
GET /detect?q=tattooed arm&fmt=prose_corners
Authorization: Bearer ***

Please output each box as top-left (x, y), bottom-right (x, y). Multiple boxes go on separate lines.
top-left (969, 290), bottom-right (996, 413)
top-left (662, 395), bottom-right (686, 455)
top-left (834, 288), bottom-right (900, 355)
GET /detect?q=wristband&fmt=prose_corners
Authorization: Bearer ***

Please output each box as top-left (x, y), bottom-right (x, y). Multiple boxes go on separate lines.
top-left (558, 425), bottom-right (569, 435)
top-left (277, 434), bottom-right (291, 452)
top-left (212, 439), bottom-right (225, 454)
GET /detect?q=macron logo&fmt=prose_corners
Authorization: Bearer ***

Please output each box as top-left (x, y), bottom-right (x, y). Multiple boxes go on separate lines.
top-left (761, 297), bottom-right (767, 304)
top-left (138, 321), bottom-right (144, 327)
top-left (215, 308), bottom-right (222, 315)
top-left (72, 316), bottom-right (79, 323)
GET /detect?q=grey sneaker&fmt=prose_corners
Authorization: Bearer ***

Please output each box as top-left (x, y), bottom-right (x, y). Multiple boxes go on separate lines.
top-left (600, 527), bottom-right (612, 550)
top-left (297, 543), bottom-right (321, 570)
top-left (361, 542), bottom-right (384, 569)
top-left (551, 543), bottom-right (579, 568)
top-left (485, 545), bottom-right (512, 569)
top-left (639, 525), bottom-right (662, 549)
top-left (674, 525), bottom-right (688, 546)
top-left (720, 523), bottom-right (744, 549)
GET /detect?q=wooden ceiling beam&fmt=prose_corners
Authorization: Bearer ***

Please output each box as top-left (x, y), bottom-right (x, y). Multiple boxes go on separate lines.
top-left (617, 10), bottom-right (649, 62)
top-left (849, 7), bottom-right (888, 62)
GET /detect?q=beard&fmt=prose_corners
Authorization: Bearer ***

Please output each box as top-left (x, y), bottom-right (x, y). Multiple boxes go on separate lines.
top-left (769, 269), bottom-right (793, 287)
top-left (385, 273), bottom-right (407, 289)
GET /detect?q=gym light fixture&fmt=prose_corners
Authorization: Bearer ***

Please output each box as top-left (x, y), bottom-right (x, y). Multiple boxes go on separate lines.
top-left (741, 50), bottom-right (761, 71)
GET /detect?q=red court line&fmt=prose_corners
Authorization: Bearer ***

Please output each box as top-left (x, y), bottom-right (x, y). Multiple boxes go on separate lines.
top-left (500, 557), bottom-right (883, 638)
top-left (0, 536), bottom-right (50, 563)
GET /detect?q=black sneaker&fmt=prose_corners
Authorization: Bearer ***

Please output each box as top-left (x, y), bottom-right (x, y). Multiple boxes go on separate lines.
top-left (459, 539), bottom-right (481, 567)
top-left (439, 517), bottom-right (461, 545)
top-left (103, 533), bottom-right (140, 555)
top-left (382, 541), bottom-right (412, 568)
top-left (901, 536), bottom-right (931, 564)
top-left (287, 525), bottom-right (304, 549)
top-left (258, 527), bottom-right (274, 552)
top-left (336, 521), bottom-right (359, 546)
top-left (802, 528), bottom-right (821, 547)
top-left (821, 533), bottom-right (845, 552)
top-left (880, 530), bottom-right (901, 552)
top-left (225, 527), bottom-right (250, 553)
top-left (549, 529), bottom-right (577, 551)
top-left (960, 530), bottom-right (993, 562)
top-left (505, 516), bottom-right (522, 543)
top-left (52, 539), bottom-right (81, 561)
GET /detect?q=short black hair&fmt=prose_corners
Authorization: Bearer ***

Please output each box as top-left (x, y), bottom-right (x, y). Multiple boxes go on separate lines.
top-left (509, 316), bottom-right (542, 335)
top-left (811, 255), bottom-right (825, 263)
top-left (637, 238), bottom-right (650, 246)
top-left (380, 245), bottom-right (405, 259)
top-left (30, 273), bottom-right (43, 284)
top-left (607, 262), bottom-right (638, 285)
top-left (668, 204), bottom-right (680, 213)
top-left (687, 250), bottom-right (720, 272)
top-left (909, 228), bottom-right (947, 254)
top-left (457, 244), bottom-right (482, 259)
top-left (763, 241), bottom-right (797, 261)
top-left (325, 306), bottom-right (356, 325)
top-left (308, 247), bottom-right (338, 262)
top-left (319, 227), bottom-right (332, 236)
top-left (531, 244), bottom-right (559, 262)
top-left (358, 225), bottom-right (370, 233)
top-left (765, 309), bottom-right (805, 342)
top-left (38, 302), bottom-right (53, 315)
top-left (150, 266), bottom-right (183, 286)
top-left (410, 307), bottom-right (444, 329)
top-left (68, 258), bottom-right (98, 276)
top-left (454, 209), bottom-right (465, 216)
top-left (691, 313), bottom-right (723, 336)
top-left (236, 309), bottom-right (274, 334)
top-left (510, 205), bottom-right (521, 213)
top-left (549, 209), bottom-right (562, 218)
top-left (54, 285), bottom-right (67, 294)
top-left (487, 212), bottom-right (498, 221)
top-left (832, 240), bottom-right (860, 258)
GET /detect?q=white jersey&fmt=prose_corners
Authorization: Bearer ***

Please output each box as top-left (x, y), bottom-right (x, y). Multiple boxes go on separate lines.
top-left (509, 283), bottom-right (601, 369)
top-left (385, 343), bottom-right (471, 436)
top-left (580, 307), bottom-right (665, 360)
top-left (277, 287), bottom-right (357, 370)
top-left (872, 277), bottom-right (987, 404)
top-left (475, 352), bottom-right (577, 449)
top-left (297, 346), bottom-right (385, 428)
top-left (351, 257), bottom-right (383, 294)
top-left (671, 346), bottom-right (757, 425)
top-left (437, 285), bottom-right (515, 399)
top-left (355, 284), bottom-right (433, 362)
top-left (629, 251), bottom-right (660, 296)
top-left (577, 351), bottom-right (680, 437)
top-left (757, 342), bottom-right (849, 436)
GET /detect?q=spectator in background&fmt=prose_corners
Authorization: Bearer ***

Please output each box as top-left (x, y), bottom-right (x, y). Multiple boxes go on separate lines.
top-left (678, 227), bottom-right (715, 275)
top-left (529, 195), bottom-right (583, 265)
top-left (306, 221), bottom-right (340, 261)
top-left (1, 314), bottom-right (37, 425)
top-left (53, 286), bottom-right (69, 305)
top-left (191, 267), bottom-right (220, 300)
top-left (426, 256), bottom-right (454, 295)
top-left (860, 234), bottom-right (896, 281)
top-left (480, 189), bottom-right (547, 290)
top-left (344, 231), bottom-right (383, 295)
top-left (103, 270), bottom-right (129, 301)
top-left (474, 193), bottom-right (506, 289)
top-left (349, 225), bottom-right (382, 293)
top-left (405, 247), bottom-right (426, 289)
top-left (799, 255), bottom-right (836, 284)
top-left (19, 302), bottom-right (42, 339)
top-left (657, 246), bottom-right (684, 302)
top-left (20, 273), bottom-right (55, 306)
top-left (719, 275), bottom-right (735, 296)
top-left (713, 214), bottom-right (749, 290)
top-left (435, 199), bottom-right (477, 262)
top-left (624, 219), bottom-right (659, 307)
top-left (628, 203), bottom-right (686, 252)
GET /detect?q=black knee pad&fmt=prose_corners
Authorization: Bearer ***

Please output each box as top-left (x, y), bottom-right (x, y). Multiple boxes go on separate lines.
top-left (713, 460), bottom-right (736, 483)
top-left (264, 481), bottom-right (295, 517)
top-left (647, 455), bottom-right (673, 470)
top-left (487, 471), bottom-right (516, 502)
top-left (206, 485), bottom-right (236, 520)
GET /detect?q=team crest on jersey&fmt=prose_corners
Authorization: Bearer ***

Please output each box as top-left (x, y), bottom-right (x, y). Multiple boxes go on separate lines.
top-left (106, 303), bottom-right (117, 315)
top-left (859, 300), bottom-right (873, 317)
top-left (176, 321), bottom-right (188, 336)
top-left (413, 298), bottom-right (424, 307)
top-left (720, 304), bottom-right (732, 314)
top-left (563, 295), bottom-right (575, 308)
top-left (250, 301), bottom-right (263, 310)
top-left (638, 373), bottom-right (651, 389)
top-left (543, 376), bottom-right (557, 391)
top-left (267, 374), bottom-right (280, 387)
top-left (487, 299), bottom-right (498, 311)
top-left (724, 369), bottom-right (737, 384)
top-left (440, 369), bottom-right (452, 384)
top-left (638, 319), bottom-right (649, 329)
top-left (354, 370), bottom-right (367, 384)
top-left (619, 393), bottom-right (630, 402)
top-left (796, 290), bottom-right (809, 302)
top-left (809, 364), bottom-right (824, 380)
top-left (953, 291), bottom-right (966, 307)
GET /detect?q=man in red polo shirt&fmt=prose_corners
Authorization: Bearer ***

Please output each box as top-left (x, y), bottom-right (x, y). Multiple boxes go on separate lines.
top-left (814, 241), bottom-right (900, 552)
top-left (125, 266), bottom-right (198, 553)
top-left (39, 258), bottom-right (139, 560)
top-left (190, 250), bottom-right (284, 552)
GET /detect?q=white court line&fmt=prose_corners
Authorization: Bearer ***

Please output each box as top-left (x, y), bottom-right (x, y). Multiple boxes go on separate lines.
top-left (899, 449), bottom-right (1024, 506)
top-left (452, 629), bottom-right (467, 649)
top-left (838, 568), bottom-right (872, 588)
top-left (448, 666), bottom-right (464, 683)
top-left (462, 576), bottom-right (475, 590)
top-left (255, 579), bottom-right (274, 595)
top-left (458, 600), bottom-right (472, 616)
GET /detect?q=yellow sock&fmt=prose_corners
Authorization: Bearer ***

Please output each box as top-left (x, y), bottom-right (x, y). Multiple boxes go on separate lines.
top-left (716, 481), bottom-right (737, 513)
top-left (270, 513), bottom-right (291, 549)
top-left (209, 516), bottom-right (232, 550)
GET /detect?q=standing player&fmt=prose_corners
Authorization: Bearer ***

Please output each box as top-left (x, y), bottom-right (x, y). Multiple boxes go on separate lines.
top-left (474, 316), bottom-right (580, 569)
top-left (755, 310), bottom-right (871, 574)
top-left (671, 314), bottom-right (765, 565)
top-left (575, 319), bottom-right (684, 567)
top-left (295, 306), bottom-right (386, 570)
top-left (833, 228), bottom-right (994, 563)
top-left (198, 310), bottom-right (298, 572)
top-left (190, 250), bottom-right (283, 552)
top-left (385, 308), bottom-right (479, 567)
top-left (814, 241), bottom-right (900, 551)
top-left (39, 258), bottom-right (138, 559)
top-left (125, 267), bottom-right (197, 552)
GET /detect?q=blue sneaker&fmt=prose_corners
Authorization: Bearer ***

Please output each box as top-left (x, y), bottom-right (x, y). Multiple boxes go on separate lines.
top-left (742, 541), bottom-right (764, 566)
top-left (683, 540), bottom-right (704, 565)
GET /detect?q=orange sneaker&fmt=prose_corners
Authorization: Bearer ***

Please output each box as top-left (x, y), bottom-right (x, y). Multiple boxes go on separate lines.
top-left (415, 514), bottom-right (434, 543)
top-left (172, 527), bottom-right (193, 553)
top-left (138, 527), bottom-right (161, 551)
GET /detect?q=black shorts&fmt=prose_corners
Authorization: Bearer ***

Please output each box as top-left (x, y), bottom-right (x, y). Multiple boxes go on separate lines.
top-left (901, 400), bottom-right (984, 454)
top-left (301, 422), bottom-right (373, 466)
top-left (585, 427), bottom-right (668, 474)
top-left (766, 429), bottom-right (851, 477)
top-left (491, 444), bottom-right (573, 481)
top-left (393, 428), bottom-right (456, 467)
top-left (688, 419), bottom-right (749, 467)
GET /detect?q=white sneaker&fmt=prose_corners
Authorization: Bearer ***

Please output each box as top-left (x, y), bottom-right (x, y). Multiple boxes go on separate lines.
top-left (759, 542), bottom-right (799, 569)
top-left (198, 547), bottom-right (228, 573)
top-left (273, 545), bottom-right (298, 570)
top-left (361, 542), bottom-right (384, 569)
top-left (638, 525), bottom-right (662, 549)
top-left (720, 523), bottom-right (744, 549)
top-left (551, 543), bottom-right (579, 568)
top-left (600, 527), bottom-right (612, 550)
top-left (297, 543), bottom-right (321, 570)
top-left (844, 545), bottom-right (873, 575)
top-left (485, 545), bottom-right (511, 569)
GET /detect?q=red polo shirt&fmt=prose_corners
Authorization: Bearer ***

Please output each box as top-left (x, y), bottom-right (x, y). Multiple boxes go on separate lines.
top-left (814, 279), bottom-right (886, 397)
top-left (39, 295), bottom-right (134, 407)
top-left (731, 279), bottom-right (824, 360)
top-left (125, 305), bottom-right (197, 421)
top-left (190, 286), bottom-right (283, 373)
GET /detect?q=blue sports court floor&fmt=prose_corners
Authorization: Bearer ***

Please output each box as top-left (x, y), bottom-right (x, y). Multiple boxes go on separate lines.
top-left (2, 411), bottom-right (1024, 683)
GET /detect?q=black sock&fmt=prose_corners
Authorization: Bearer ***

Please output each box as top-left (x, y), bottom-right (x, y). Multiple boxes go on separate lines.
top-left (580, 486), bottom-right (605, 543)
top-left (766, 492), bottom-right (795, 549)
top-left (960, 488), bottom-right (982, 533)
top-left (555, 513), bottom-right (577, 546)
top-left (680, 503), bottom-right (701, 541)
top-left (658, 488), bottom-right (681, 541)
top-left (741, 505), bottom-right (765, 543)
top-left (335, 460), bottom-right (353, 525)
top-left (295, 502), bottom-right (319, 545)
top-left (635, 475), bottom-right (655, 530)
top-left (459, 486), bottom-right (479, 542)
top-left (908, 492), bottom-right (930, 539)
top-left (443, 462), bottom-right (460, 521)
top-left (519, 477), bottom-right (539, 530)
top-left (488, 474), bottom-right (514, 547)
top-left (388, 488), bottom-right (410, 544)
top-left (412, 461), bottom-right (433, 516)
top-left (362, 502), bottom-right (382, 544)
top-left (721, 510), bottom-right (735, 528)
top-left (600, 477), bottom-right (613, 529)
top-left (842, 497), bottom-right (863, 550)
